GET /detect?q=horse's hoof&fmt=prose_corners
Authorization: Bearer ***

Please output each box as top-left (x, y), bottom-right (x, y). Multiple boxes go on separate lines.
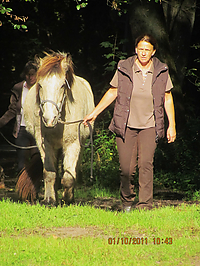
top-left (41, 197), bottom-right (57, 207)
top-left (62, 187), bottom-right (74, 205)
top-left (61, 196), bottom-right (75, 206)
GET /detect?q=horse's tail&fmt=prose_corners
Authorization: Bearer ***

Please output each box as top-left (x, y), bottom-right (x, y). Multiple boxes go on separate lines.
top-left (16, 153), bottom-right (43, 202)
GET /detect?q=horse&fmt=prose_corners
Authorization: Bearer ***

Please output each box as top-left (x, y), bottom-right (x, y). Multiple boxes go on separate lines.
top-left (16, 51), bottom-right (94, 204)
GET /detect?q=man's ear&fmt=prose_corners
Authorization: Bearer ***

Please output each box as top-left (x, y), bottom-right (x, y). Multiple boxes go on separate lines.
top-left (152, 50), bottom-right (156, 56)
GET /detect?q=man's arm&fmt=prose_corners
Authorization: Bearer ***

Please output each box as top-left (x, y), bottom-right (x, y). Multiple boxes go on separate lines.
top-left (164, 91), bottom-right (176, 143)
top-left (83, 87), bottom-right (117, 125)
top-left (0, 94), bottom-right (18, 128)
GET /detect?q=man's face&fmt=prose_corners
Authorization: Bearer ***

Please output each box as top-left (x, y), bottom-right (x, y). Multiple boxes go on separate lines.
top-left (26, 69), bottom-right (37, 88)
top-left (135, 41), bottom-right (156, 66)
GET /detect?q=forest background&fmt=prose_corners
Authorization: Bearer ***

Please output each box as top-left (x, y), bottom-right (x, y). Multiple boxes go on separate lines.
top-left (0, 0), bottom-right (199, 199)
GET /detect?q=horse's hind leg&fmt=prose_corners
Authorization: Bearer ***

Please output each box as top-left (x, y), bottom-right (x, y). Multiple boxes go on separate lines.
top-left (61, 171), bottom-right (75, 204)
top-left (41, 147), bottom-right (58, 205)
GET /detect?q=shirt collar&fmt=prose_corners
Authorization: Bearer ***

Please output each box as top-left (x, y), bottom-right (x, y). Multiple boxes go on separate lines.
top-left (134, 60), bottom-right (154, 74)
top-left (23, 81), bottom-right (28, 89)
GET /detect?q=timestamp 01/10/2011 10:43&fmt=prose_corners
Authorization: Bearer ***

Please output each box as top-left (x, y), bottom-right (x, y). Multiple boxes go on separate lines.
top-left (107, 237), bottom-right (173, 245)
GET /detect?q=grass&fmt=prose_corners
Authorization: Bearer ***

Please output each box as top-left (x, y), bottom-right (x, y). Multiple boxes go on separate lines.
top-left (0, 188), bottom-right (199, 266)
top-left (74, 184), bottom-right (120, 199)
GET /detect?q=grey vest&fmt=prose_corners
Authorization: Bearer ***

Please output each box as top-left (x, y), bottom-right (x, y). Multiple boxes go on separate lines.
top-left (109, 56), bottom-right (168, 141)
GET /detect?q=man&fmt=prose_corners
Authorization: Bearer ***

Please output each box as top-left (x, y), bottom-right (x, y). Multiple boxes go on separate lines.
top-left (0, 61), bottom-right (38, 172)
top-left (84, 34), bottom-right (176, 211)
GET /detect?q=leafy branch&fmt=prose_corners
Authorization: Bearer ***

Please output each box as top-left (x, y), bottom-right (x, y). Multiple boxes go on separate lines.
top-left (0, 0), bottom-right (34, 30)
top-left (186, 44), bottom-right (200, 91)
top-left (74, 0), bottom-right (161, 14)
top-left (100, 35), bottom-right (127, 73)
top-left (74, 0), bottom-right (88, 10)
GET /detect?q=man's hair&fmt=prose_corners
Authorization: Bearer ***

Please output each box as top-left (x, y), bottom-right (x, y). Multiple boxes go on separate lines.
top-left (20, 61), bottom-right (38, 79)
top-left (135, 34), bottom-right (158, 50)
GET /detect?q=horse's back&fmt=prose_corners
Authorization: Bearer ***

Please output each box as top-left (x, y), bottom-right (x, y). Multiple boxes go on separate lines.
top-left (75, 76), bottom-right (94, 97)
top-left (73, 76), bottom-right (94, 107)
top-left (69, 75), bottom-right (94, 115)
top-left (62, 75), bottom-right (94, 143)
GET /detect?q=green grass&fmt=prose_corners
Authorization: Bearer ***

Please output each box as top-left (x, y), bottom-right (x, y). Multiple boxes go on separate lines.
top-left (0, 195), bottom-right (199, 265)
top-left (74, 184), bottom-right (120, 199)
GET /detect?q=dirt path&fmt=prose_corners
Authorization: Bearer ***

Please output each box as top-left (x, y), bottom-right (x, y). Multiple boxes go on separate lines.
top-left (1, 169), bottom-right (198, 212)
top-left (0, 147), bottom-right (199, 212)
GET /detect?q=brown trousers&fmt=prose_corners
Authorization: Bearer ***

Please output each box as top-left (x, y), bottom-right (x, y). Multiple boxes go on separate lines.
top-left (116, 127), bottom-right (157, 209)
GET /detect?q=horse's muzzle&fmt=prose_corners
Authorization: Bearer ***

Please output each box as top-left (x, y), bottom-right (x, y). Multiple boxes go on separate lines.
top-left (39, 93), bottom-right (66, 128)
top-left (42, 115), bottom-right (59, 128)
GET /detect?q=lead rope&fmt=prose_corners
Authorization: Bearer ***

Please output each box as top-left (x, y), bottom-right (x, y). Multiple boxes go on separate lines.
top-left (0, 131), bottom-right (37, 149)
top-left (79, 120), bottom-right (94, 181)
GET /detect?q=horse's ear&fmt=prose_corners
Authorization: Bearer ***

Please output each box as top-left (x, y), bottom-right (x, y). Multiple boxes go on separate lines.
top-left (34, 54), bottom-right (42, 68)
top-left (61, 52), bottom-right (74, 73)
top-left (66, 52), bottom-right (72, 61)
top-left (65, 53), bottom-right (73, 67)
top-left (61, 52), bottom-right (74, 87)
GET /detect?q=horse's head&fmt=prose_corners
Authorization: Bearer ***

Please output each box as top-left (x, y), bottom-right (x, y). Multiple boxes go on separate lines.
top-left (37, 51), bottom-right (74, 128)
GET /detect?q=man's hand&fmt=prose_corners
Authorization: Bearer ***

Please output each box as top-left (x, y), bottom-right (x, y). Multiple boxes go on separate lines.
top-left (83, 112), bottom-right (97, 126)
top-left (164, 91), bottom-right (176, 143)
top-left (166, 125), bottom-right (176, 143)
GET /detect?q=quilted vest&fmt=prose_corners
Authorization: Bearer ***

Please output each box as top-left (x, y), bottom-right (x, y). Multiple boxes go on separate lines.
top-left (109, 55), bottom-right (169, 141)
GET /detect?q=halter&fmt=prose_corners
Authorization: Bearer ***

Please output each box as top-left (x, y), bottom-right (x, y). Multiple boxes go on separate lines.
top-left (39, 78), bottom-right (71, 127)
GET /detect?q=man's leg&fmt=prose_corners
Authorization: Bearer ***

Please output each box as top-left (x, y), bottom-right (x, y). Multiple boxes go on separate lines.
top-left (116, 128), bottom-right (139, 209)
top-left (136, 127), bottom-right (157, 210)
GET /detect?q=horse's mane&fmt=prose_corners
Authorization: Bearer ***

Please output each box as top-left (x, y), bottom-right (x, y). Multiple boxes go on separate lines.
top-left (37, 51), bottom-right (74, 87)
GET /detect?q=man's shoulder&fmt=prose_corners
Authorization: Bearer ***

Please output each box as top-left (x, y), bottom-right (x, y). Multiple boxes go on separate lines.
top-left (153, 57), bottom-right (168, 70)
top-left (118, 55), bottom-right (136, 65)
top-left (118, 55), bottom-right (136, 71)
top-left (10, 81), bottom-right (24, 99)
top-left (11, 81), bottom-right (24, 93)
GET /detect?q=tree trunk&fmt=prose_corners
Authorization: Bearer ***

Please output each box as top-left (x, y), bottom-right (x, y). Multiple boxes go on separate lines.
top-left (162, 0), bottom-right (196, 87)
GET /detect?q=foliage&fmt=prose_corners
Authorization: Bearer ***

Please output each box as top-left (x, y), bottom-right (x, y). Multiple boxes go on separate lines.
top-left (106, 0), bottom-right (130, 16)
top-left (74, 0), bottom-right (160, 16)
top-left (192, 190), bottom-right (200, 201)
top-left (100, 36), bottom-right (128, 73)
top-left (74, 0), bottom-right (88, 10)
top-left (0, 0), bottom-right (33, 30)
top-left (153, 116), bottom-right (200, 195)
top-left (186, 44), bottom-right (200, 91)
top-left (81, 126), bottom-right (120, 189)
top-left (74, 0), bottom-right (130, 15)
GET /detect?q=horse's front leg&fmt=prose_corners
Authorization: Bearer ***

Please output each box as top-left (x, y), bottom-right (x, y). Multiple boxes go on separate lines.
top-left (62, 140), bottom-right (80, 204)
top-left (33, 124), bottom-right (56, 204)
top-left (43, 169), bottom-right (56, 204)
top-left (42, 145), bottom-right (57, 205)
